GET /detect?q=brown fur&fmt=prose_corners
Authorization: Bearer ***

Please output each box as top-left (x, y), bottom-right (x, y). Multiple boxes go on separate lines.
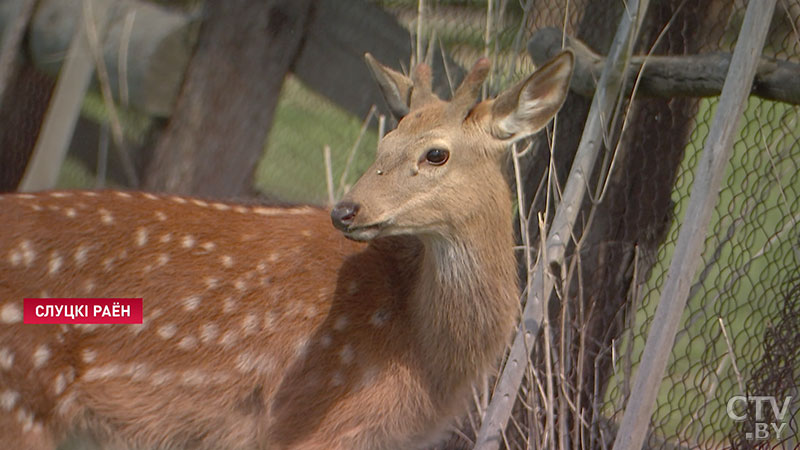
top-left (0, 52), bottom-right (572, 449)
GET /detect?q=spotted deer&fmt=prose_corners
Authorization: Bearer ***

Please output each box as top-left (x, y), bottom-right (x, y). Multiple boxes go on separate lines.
top-left (0, 51), bottom-right (573, 449)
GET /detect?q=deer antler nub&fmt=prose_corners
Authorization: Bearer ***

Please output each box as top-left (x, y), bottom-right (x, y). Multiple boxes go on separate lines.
top-left (448, 57), bottom-right (491, 119)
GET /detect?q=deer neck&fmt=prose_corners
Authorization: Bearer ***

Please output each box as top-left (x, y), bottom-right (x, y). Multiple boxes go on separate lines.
top-left (409, 186), bottom-right (518, 392)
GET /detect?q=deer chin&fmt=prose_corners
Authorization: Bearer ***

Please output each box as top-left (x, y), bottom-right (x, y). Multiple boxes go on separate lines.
top-left (342, 222), bottom-right (387, 242)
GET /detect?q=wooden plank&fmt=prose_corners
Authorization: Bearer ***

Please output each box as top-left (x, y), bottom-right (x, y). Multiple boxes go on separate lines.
top-left (611, 0), bottom-right (778, 449)
top-left (19, 0), bottom-right (111, 192)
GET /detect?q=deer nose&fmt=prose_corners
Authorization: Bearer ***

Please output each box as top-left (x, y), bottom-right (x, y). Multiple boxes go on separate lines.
top-left (331, 201), bottom-right (360, 231)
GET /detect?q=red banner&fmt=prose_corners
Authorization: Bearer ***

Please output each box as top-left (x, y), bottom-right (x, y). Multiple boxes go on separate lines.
top-left (23, 298), bottom-right (143, 324)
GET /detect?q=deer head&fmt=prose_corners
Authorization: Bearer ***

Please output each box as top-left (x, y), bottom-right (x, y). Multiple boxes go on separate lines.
top-left (332, 51), bottom-right (574, 242)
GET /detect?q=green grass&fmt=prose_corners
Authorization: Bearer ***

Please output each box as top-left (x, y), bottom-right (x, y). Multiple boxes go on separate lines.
top-left (253, 76), bottom-right (378, 205)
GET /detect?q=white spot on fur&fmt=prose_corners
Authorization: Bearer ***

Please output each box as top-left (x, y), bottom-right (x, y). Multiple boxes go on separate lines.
top-left (1, 303), bottom-right (22, 323)
top-left (48, 251), bottom-right (63, 275)
top-left (98, 208), bottom-right (114, 225)
top-left (83, 279), bottom-right (96, 293)
top-left (82, 349), bottom-right (97, 363)
top-left (223, 297), bottom-right (236, 314)
top-left (183, 295), bottom-right (200, 311)
top-left (235, 352), bottom-right (274, 374)
top-left (157, 253), bottom-right (169, 267)
top-left (64, 207), bottom-right (77, 218)
top-left (200, 323), bottom-right (218, 344)
top-left (219, 330), bottom-right (238, 347)
top-left (301, 229), bottom-right (312, 237)
top-left (256, 262), bottom-right (267, 273)
top-left (191, 199), bottom-right (209, 207)
top-left (56, 392), bottom-right (77, 417)
top-left (264, 311), bottom-right (276, 330)
top-left (371, 310), bottom-right (391, 327)
top-left (182, 235), bottom-right (196, 249)
top-left (30, 203), bottom-right (43, 211)
top-left (234, 206), bottom-right (248, 213)
top-left (253, 207), bottom-right (284, 216)
top-left (204, 277), bottom-right (219, 289)
top-left (155, 211), bottom-right (167, 221)
top-left (142, 193), bottom-right (159, 200)
top-left (177, 335), bottom-right (198, 350)
top-left (358, 366), bottom-right (380, 390)
top-left (234, 279), bottom-right (247, 291)
top-left (295, 338), bottom-right (309, 357)
top-left (305, 304), bottom-right (318, 318)
top-left (102, 256), bottom-right (116, 272)
top-left (115, 191), bottom-right (132, 199)
top-left (170, 196), bottom-right (187, 204)
top-left (319, 334), bottom-right (332, 348)
top-left (128, 362), bottom-right (150, 381)
top-left (82, 191), bottom-right (99, 197)
top-left (16, 408), bottom-right (34, 431)
top-left (50, 192), bottom-right (71, 198)
top-left (135, 227), bottom-right (148, 247)
top-left (241, 314), bottom-right (258, 335)
top-left (20, 240), bottom-right (35, 267)
top-left (75, 324), bottom-right (97, 333)
top-left (200, 241), bottom-right (216, 252)
top-left (8, 250), bottom-right (21, 266)
top-left (334, 316), bottom-right (348, 331)
top-left (160, 232), bottom-right (172, 243)
top-left (151, 369), bottom-right (173, 386)
top-left (16, 193), bottom-right (36, 199)
top-left (158, 324), bottom-right (177, 339)
top-left (221, 255), bottom-right (234, 268)
top-left (268, 253), bottom-right (279, 263)
top-left (339, 345), bottom-right (354, 364)
top-left (0, 348), bottom-right (14, 369)
top-left (212, 203), bottom-right (230, 211)
top-left (0, 390), bottom-right (19, 411)
top-left (74, 244), bottom-right (89, 267)
top-left (83, 364), bottom-right (120, 381)
top-left (53, 373), bottom-right (66, 395)
top-left (33, 345), bottom-right (50, 368)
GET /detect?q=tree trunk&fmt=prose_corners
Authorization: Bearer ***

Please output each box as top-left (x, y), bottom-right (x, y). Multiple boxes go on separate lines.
top-left (0, 58), bottom-right (55, 192)
top-left (144, 0), bottom-right (316, 198)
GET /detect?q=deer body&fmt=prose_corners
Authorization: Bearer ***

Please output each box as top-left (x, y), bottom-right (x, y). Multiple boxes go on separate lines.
top-left (0, 52), bottom-right (572, 449)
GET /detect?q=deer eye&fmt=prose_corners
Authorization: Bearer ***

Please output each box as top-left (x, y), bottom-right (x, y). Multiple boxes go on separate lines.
top-left (425, 148), bottom-right (449, 165)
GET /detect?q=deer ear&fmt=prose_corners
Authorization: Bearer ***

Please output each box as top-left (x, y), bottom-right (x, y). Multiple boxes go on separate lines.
top-left (365, 53), bottom-right (413, 120)
top-left (489, 51), bottom-right (574, 142)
